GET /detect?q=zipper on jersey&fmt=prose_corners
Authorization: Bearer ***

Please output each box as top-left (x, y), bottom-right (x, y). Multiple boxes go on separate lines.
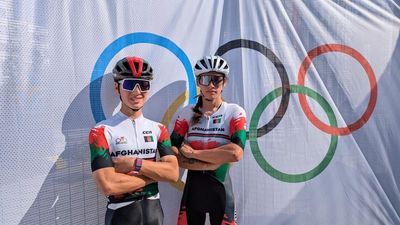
top-left (132, 120), bottom-right (139, 150)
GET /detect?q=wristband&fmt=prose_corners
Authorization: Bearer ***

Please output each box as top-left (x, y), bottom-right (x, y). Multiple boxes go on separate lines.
top-left (133, 158), bottom-right (143, 172)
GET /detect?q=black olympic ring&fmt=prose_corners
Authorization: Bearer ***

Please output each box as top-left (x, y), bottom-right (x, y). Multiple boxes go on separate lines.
top-left (215, 39), bottom-right (291, 138)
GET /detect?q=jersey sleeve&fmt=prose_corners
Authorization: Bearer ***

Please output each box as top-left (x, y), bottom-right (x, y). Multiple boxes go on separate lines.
top-left (170, 107), bottom-right (190, 148)
top-left (229, 105), bottom-right (247, 149)
top-left (157, 124), bottom-right (174, 157)
top-left (89, 126), bottom-right (113, 172)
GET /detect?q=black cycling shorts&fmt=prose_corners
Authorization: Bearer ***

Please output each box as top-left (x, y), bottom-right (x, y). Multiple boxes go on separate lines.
top-left (184, 171), bottom-right (227, 225)
top-left (105, 198), bottom-right (163, 225)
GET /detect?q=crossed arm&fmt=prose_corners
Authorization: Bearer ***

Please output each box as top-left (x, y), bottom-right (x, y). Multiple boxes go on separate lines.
top-left (112, 155), bottom-right (179, 182)
top-left (170, 146), bottom-right (221, 170)
top-left (171, 143), bottom-right (243, 170)
top-left (179, 143), bottom-right (243, 164)
top-left (92, 155), bottom-right (178, 196)
top-left (92, 167), bottom-right (154, 196)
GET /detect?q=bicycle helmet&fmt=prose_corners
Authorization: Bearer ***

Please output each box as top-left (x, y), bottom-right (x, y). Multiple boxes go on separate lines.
top-left (194, 55), bottom-right (229, 77)
top-left (113, 56), bottom-right (153, 82)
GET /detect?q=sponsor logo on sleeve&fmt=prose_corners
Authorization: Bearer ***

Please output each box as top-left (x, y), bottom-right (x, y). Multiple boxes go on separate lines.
top-left (115, 137), bottom-right (128, 145)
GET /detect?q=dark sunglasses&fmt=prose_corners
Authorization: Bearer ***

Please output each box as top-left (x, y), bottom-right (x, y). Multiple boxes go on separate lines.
top-left (198, 75), bottom-right (225, 86)
top-left (119, 78), bottom-right (151, 92)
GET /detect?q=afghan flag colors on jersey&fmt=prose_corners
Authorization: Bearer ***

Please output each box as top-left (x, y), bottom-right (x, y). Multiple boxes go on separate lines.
top-left (171, 102), bottom-right (246, 225)
top-left (89, 112), bottom-right (174, 206)
top-left (89, 126), bottom-right (113, 171)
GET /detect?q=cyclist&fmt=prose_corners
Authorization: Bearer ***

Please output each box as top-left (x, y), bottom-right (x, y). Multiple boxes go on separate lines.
top-left (171, 55), bottom-right (247, 225)
top-left (89, 56), bottom-right (179, 225)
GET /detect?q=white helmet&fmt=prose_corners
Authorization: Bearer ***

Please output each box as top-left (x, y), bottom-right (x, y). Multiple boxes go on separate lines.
top-left (194, 55), bottom-right (229, 77)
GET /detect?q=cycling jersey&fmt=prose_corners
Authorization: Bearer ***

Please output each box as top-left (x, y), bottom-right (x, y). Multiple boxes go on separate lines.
top-left (89, 112), bottom-right (174, 224)
top-left (171, 102), bottom-right (246, 225)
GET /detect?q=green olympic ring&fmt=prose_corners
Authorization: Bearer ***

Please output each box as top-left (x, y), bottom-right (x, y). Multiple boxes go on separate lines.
top-left (249, 85), bottom-right (338, 183)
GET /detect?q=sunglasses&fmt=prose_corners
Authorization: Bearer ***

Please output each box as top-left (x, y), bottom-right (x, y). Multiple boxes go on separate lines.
top-left (198, 75), bottom-right (225, 86)
top-left (119, 78), bottom-right (151, 92)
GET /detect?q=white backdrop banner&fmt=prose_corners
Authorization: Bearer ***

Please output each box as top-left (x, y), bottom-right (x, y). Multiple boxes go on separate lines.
top-left (1, 1), bottom-right (399, 224)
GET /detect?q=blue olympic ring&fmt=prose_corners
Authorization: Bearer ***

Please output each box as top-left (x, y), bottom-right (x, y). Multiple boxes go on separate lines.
top-left (90, 32), bottom-right (197, 122)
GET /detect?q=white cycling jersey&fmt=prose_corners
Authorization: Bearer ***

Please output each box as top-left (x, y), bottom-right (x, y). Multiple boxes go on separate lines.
top-left (89, 112), bottom-right (173, 206)
top-left (172, 102), bottom-right (246, 151)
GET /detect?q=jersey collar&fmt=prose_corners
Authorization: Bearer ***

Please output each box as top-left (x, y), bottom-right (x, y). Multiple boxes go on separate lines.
top-left (117, 111), bottom-right (145, 122)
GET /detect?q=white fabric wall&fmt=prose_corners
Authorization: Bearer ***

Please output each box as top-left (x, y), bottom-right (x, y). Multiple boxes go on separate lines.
top-left (0, 1), bottom-right (399, 224)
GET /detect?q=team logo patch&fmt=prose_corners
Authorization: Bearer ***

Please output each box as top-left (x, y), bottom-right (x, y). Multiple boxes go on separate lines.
top-left (115, 136), bottom-right (127, 145)
top-left (213, 118), bottom-right (222, 124)
top-left (144, 135), bottom-right (154, 142)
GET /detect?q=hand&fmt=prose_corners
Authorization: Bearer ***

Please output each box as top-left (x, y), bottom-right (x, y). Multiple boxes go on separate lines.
top-left (179, 144), bottom-right (195, 159)
top-left (112, 156), bottom-right (136, 173)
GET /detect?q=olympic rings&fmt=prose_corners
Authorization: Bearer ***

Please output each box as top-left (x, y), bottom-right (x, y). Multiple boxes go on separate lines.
top-left (297, 44), bottom-right (377, 135)
top-left (215, 39), bottom-right (290, 138)
top-left (90, 34), bottom-right (377, 183)
top-left (249, 85), bottom-right (338, 183)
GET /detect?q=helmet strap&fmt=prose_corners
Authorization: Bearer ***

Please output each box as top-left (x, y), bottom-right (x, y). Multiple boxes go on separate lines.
top-left (117, 83), bottom-right (121, 95)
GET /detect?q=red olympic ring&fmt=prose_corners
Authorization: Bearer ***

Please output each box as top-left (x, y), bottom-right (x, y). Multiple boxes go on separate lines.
top-left (297, 44), bottom-right (377, 135)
